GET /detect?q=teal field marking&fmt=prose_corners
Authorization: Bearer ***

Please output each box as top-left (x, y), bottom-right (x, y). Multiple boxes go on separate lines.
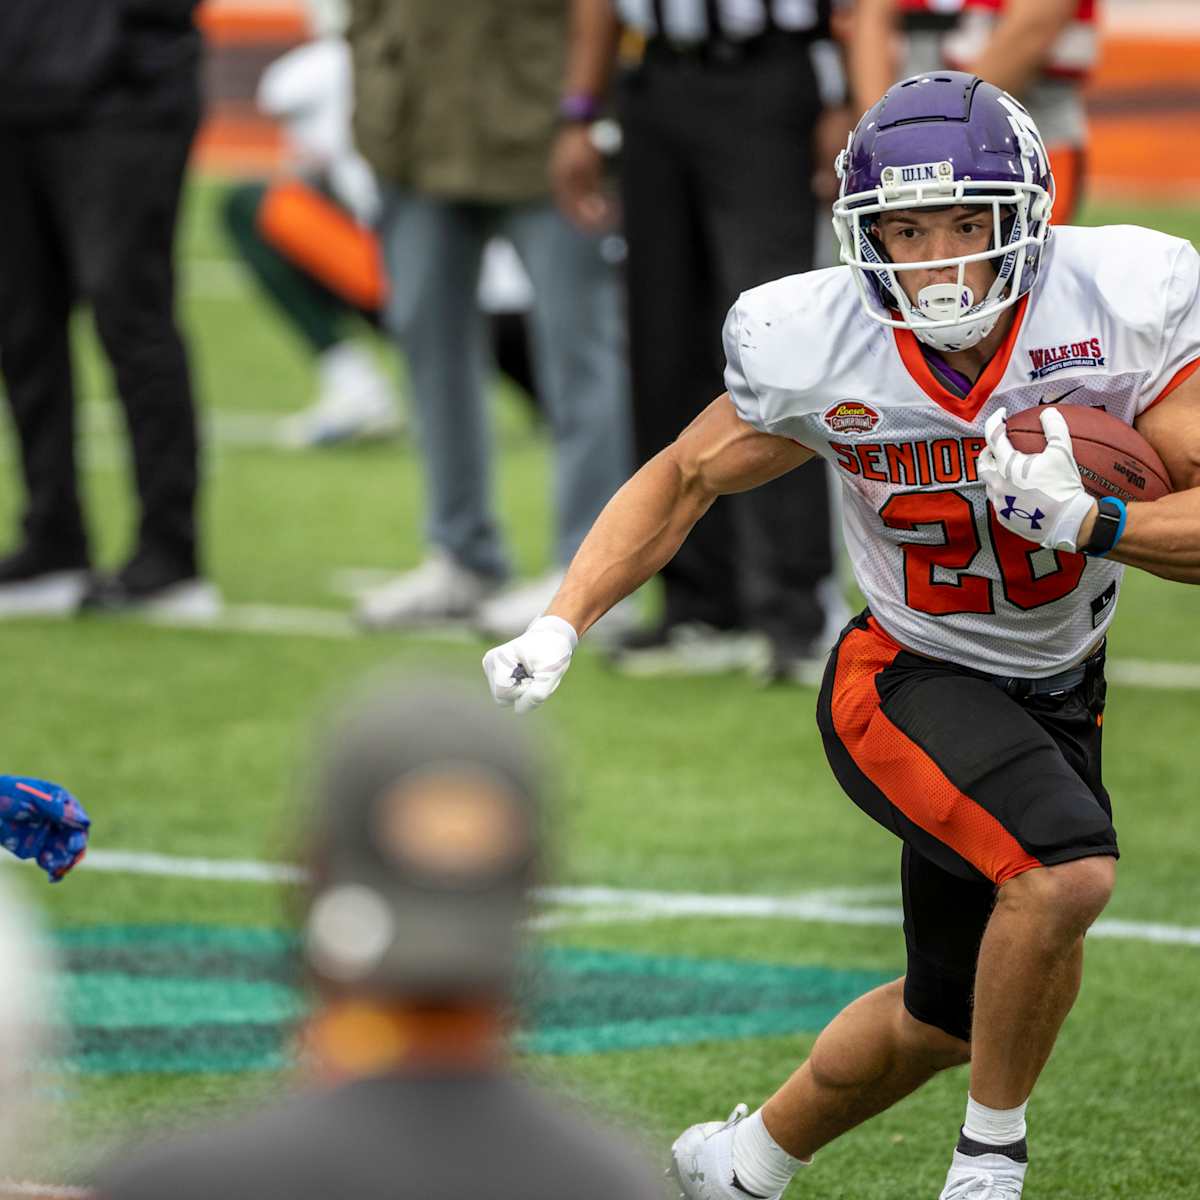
top-left (57, 926), bottom-right (890, 1075)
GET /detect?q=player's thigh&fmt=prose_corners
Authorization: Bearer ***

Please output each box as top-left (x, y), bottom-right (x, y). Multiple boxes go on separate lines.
top-left (817, 615), bottom-right (1117, 886)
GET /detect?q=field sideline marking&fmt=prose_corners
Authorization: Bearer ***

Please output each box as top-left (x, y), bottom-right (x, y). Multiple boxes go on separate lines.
top-left (62, 849), bottom-right (1200, 948)
top-left (51, 598), bottom-right (1200, 692)
top-left (0, 1184), bottom-right (91, 1199)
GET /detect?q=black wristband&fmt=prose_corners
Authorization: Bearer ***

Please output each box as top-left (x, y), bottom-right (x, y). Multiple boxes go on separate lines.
top-left (1082, 496), bottom-right (1127, 557)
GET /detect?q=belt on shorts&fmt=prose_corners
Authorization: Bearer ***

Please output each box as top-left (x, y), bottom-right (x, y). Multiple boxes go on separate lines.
top-left (983, 647), bottom-right (1104, 700)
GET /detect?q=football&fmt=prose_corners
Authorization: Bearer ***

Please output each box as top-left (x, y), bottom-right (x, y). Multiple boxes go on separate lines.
top-left (1006, 404), bottom-right (1173, 503)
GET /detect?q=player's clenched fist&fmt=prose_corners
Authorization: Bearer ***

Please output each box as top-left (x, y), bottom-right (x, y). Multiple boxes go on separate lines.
top-left (482, 615), bottom-right (578, 714)
top-left (979, 407), bottom-right (1096, 553)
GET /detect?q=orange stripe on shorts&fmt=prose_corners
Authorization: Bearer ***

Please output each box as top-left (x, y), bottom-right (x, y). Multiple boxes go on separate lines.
top-left (830, 619), bottom-right (1041, 885)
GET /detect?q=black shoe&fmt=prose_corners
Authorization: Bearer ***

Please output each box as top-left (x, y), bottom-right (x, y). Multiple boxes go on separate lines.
top-left (80, 552), bottom-right (220, 619)
top-left (0, 543), bottom-right (90, 615)
top-left (0, 541), bottom-right (88, 581)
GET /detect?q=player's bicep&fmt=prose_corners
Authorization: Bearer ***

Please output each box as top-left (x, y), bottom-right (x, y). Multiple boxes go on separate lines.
top-left (672, 393), bottom-right (815, 497)
top-left (1135, 369), bottom-right (1200, 493)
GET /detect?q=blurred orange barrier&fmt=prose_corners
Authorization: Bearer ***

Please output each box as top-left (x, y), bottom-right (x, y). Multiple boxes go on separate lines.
top-left (1087, 32), bottom-right (1200, 198)
top-left (194, 113), bottom-right (285, 173)
top-left (197, 0), bottom-right (308, 44)
top-left (1091, 34), bottom-right (1200, 89)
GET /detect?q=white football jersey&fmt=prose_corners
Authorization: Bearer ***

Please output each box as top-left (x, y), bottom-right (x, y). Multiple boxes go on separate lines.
top-left (724, 225), bottom-right (1200, 676)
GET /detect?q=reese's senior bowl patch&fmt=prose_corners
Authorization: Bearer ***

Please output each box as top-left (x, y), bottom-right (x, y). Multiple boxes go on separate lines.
top-left (824, 401), bottom-right (881, 435)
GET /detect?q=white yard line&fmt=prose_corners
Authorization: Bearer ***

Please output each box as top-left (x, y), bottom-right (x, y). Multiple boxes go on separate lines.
top-left (0, 1184), bottom-right (92, 1199)
top-left (79, 849), bottom-right (306, 885)
top-left (64, 849), bottom-right (1200, 949)
top-left (91, 594), bottom-right (1200, 692)
top-left (1105, 659), bottom-right (1200, 690)
top-left (143, 603), bottom-right (361, 640)
top-left (143, 601), bottom-right (476, 643)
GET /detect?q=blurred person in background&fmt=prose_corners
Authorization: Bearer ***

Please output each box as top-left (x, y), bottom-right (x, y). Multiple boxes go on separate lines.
top-left (345, 1), bottom-right (633, 640)
top-left (224, 0), bottom-right (548, 450)
top-left (95, 677), bottom-right (662, 1200)
top-left (847, 0), bottom-right (1096, 220)
top-left (554, 0), bottom-right (848, 683)
top-left (0, 0), bottom-right (217, 618)
top-left (223, 1), bottom-right (403, 450)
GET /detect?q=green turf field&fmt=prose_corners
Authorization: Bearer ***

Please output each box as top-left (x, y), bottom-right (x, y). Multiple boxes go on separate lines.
top-left (1, 184), bottom-right (1198, 1195)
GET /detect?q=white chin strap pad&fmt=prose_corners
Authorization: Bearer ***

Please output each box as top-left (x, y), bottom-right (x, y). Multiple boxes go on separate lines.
top-left (917, 282), bottom-right (974, 319)
top-left (905, 282), bottom-right (998, 352)
top-left (911, 314), bottom-right (998, 353)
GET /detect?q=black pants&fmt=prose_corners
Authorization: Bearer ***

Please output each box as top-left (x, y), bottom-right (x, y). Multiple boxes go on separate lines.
top-left (0, 110), bottom-right (201, 572)
top-left (617, 35), bottom-right (834, 646)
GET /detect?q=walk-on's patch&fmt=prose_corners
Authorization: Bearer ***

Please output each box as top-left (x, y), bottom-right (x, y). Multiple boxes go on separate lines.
top-left (57, 926), bottom-right (890, 1075)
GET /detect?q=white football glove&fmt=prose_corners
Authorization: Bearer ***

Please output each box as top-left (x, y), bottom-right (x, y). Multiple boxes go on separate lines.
top-left (978, 407), bottom-right (1096, 553)
top-left (482, 615), bottom-right (578, 714)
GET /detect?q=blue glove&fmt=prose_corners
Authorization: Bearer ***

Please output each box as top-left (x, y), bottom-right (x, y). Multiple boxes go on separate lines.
top-left (0, 775), bottom-right (91, 882)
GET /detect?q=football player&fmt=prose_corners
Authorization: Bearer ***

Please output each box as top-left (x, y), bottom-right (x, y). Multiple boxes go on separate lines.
top-left (483, 73), bottom-right (1200, 1198)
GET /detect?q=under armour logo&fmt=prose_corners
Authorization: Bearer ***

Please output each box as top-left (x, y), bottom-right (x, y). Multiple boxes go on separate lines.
top-left (1001, 496), bottom-right (1045, 530)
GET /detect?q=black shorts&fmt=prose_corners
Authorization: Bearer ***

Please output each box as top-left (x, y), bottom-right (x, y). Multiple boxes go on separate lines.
top-left (816, 611), bottom-right (1118, 1040)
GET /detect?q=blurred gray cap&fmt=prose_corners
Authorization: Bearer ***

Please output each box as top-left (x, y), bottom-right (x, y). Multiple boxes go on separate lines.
top-left (303, 676), bottom-right (545, 996)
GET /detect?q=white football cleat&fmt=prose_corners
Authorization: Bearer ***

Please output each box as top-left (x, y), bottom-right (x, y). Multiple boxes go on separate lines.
top-left (355, 553), bottom-right (501, 629)
top-left (279, 343), bottom-right (402, 448)
top-left (939, 1144), bottom-right (1027, 1199)
top-left (669, 1103), bottom-right (781, 1200)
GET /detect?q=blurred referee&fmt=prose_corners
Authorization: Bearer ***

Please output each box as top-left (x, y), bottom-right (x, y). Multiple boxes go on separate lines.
top-left (556, 0), bottom-right (847, 681)
top-left (95, 677), bottom-right (662, 1200)
top-left (0, 0), bottom-right (214, 619)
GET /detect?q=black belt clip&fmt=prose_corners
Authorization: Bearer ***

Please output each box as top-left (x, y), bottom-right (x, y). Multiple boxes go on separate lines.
top-left (994, 642), bottom-right (1105, 704)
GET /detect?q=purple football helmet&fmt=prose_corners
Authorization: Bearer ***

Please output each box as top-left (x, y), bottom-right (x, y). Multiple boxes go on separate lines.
top-left (832, 72), bottom-right (1054, 352)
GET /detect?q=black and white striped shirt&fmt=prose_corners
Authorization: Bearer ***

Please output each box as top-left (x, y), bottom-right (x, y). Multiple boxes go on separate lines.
top-left (614, 0), bottom-right (830, 42)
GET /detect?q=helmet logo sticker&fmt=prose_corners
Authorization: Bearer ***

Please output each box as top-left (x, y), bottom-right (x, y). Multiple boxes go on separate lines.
top-left (881, 161), bottom-right (955, 194)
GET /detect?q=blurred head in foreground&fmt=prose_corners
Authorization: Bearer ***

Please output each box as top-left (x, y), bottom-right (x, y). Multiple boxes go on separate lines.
top-left (300, 675), bottom-right (546, 1073)
top-left (96, 679), bottom-right (663, 1200)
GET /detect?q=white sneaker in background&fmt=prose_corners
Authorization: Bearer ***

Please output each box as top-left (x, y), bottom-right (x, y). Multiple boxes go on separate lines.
top-left (355, 553), bottom-right (501, 629)
top-left (474, 569), bottom-right (639, 644)
top-left (278, 342), bottom-right (402, 448)
top-left (474, 569), bottom-right (567, 640)
top-left (136, 579), bottom-right (225, 623)
top-left (0, 569), bottom-right (89, 618)
top-left (939, 1143), bottom-right (1028, 1199)
top-left (610, 623), bottom-right (770, 678)
top-left (670, 1104), bottom-right (781, 1200)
